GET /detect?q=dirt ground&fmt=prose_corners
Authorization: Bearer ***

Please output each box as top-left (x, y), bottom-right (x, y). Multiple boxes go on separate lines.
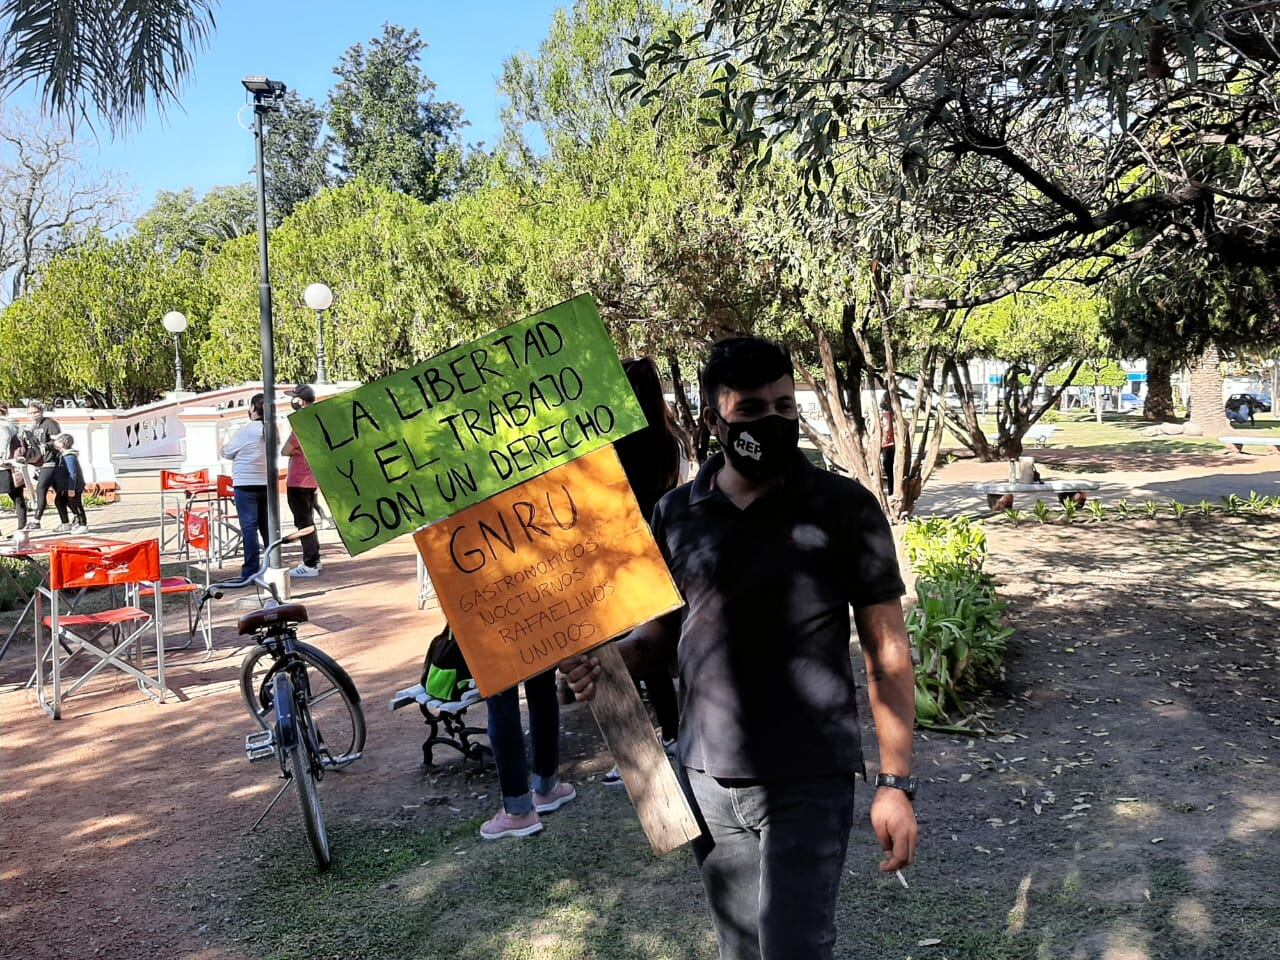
top-left (3, 490), bottom-right (1279, 958)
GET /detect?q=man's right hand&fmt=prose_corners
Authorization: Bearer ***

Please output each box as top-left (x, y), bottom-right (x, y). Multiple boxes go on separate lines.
top-left (558, 654), bottom-right (602, 701)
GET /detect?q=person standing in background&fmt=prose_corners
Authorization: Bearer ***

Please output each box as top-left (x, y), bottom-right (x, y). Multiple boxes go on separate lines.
top-left (25, 401), bottom-right (66, 530)
top-left (598, 357), bottom-right (683, 785)
top-left (221, 393), bottom-right (269, 584)
top-left (281, 385), bottom-right (323, 579)
top-left (53, 434), bottom-right (88, 533)
top-left (0, 406), bottom-right (28, 534)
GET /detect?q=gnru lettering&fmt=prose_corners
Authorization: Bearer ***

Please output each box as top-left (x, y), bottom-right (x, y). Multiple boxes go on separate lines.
top-left (448, 485), bottom-right (579, 573)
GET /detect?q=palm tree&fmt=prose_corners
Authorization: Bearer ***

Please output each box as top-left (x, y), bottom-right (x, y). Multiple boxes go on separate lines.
top-left (1, 1), bottom-right (215, 130)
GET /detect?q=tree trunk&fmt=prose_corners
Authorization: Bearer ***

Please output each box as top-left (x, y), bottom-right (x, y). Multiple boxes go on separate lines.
top-left (1187, 344), bottom-right (1230, 435)
top-left (1143, 356), bottom-right (1175, 422)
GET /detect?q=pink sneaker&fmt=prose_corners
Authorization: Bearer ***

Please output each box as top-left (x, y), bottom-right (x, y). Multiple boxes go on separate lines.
top-left (479, 809), bottom-right (543, 840)
top-left (533, 782), bottom-right (577, 814)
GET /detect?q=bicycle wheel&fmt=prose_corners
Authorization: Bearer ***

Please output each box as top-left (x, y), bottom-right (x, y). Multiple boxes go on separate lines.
top-left (279, 676), bottom-right (331, 871)
top-left (240, 642), bottom-right (366, 763)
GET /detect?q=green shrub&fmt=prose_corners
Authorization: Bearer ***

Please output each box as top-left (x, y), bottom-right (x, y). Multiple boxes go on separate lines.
top-left (1002, 508), bottom-right (1024, 526)
top-left (1061, 498), bottom-right (1079, 521)
top-left (1143, 500), bottom-right (1162, 519)
top-left (1033, 500), bottom-right (1052, 523)
top-left (1222, 494), bottom-right (1243, 516)
top-left (1085, 500), bottom-right (1107, 521)
top-left (904, 517), bottom-right (1011, 727)
top-left (1169, 499), bottom-right (1187, 520)
top-left (1198, 499), bottom-right (1215, 517)
top-left (903, 516), bottom-right (986, 580)
top-left (1115, 498), bottom-right (1131, 519)
top-left (1246, 491), bottom-right (1269, 514)
top-left (1039, 409), bottom-right (1061, 424)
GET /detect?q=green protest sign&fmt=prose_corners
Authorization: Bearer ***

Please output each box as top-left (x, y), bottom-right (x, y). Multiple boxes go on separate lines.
top-left (288, 295), bottom-right (646, 556)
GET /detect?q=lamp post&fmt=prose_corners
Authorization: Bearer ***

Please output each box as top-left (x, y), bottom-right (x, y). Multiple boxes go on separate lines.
top-left (162, 311), bottom-right (188, 392)
top-left (243, 75), bottom-right (288, 593)
top-left (303, 282), bottom-right (333, 385)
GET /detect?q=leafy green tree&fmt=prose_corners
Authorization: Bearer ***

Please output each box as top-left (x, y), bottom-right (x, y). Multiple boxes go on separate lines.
top-left (949, 283), bottom-right (1100, 457)
top-left (327, 24), bottom-right (464, 202)
top-left (134, 184), bottom-right (256, 257)
top-left (0, 235), bottom-right (210, 406)
top-left (1, 0), bottom-right (215, 129)
top-left (623, 2), bottom-right (1280, 307)
top-left (196, 180), bottom-right (448, 387)
top-left (1103, 253), bottom-right (1280, 431)
top-left (264, 91), bottom-right (330, 223)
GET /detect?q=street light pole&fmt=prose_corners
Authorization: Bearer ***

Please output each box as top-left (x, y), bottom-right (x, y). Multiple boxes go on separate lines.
top-left (162, 311), bottom-right (188, 393)
top-left (245, 76), bottom-right (287, 594)
top-left (172, 334), bottom-right (184, 391)
top-left (303, 282), bottom-right (333, 386)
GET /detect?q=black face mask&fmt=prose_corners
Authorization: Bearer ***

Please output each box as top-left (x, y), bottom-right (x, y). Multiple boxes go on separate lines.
top-left (716, 413), bottom-right (800, 481)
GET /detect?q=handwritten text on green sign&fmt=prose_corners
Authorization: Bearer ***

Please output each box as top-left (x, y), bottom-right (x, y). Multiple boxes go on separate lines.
top-left (288, 295), bottom-right (645, 555)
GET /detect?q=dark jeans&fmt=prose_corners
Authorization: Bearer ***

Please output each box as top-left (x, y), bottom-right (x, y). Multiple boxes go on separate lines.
top-left (233, 485), bottom-right (270, 579)
top-left (681, 766), bottom-right (856, 960)
top-left (486, 669), bottom-right (560, 815)
top-left (34, 465), bottom-right (67, 523)
top-left (286, 487), bottom-right (321, 567)
top-left (56, 489), bottom-right (86, 525)
top-left (881, 445), bottom-right (895, 485)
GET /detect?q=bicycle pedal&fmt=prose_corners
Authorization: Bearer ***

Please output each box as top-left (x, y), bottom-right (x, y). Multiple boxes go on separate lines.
top-left (244, 730), bottom-right (275, 762)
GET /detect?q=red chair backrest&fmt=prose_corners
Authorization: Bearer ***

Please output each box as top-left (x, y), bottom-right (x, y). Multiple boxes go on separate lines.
top-left (49, 541), bottom-right (162, 591)
top-left (217, 475), bottom-right (235, 499)
top-left (185, 511), bottom-right (211, 552)
top-left (161, 469), bottom-right (210, 491)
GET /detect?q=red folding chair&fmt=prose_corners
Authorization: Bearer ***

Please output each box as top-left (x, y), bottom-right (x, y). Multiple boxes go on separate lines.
top-left (37, 540), bottom-right (166, 719)
top-left (160, 469), bottom-right (211, 556)
top-left (212, 474), bottom-right (243, 568)
top-left (142, 511), bottom-right (213, 656)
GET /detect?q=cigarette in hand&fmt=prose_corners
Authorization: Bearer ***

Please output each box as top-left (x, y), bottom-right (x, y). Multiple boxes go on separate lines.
top-left (896, 870), bottom-right (909, 889)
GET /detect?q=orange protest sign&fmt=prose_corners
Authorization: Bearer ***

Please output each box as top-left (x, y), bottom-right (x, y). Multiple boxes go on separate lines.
top-left (414, 445), bottom-right (683, 697)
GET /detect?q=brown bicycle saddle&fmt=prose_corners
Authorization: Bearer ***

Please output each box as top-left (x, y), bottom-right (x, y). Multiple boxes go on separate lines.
top-left (237, 602), bottom-right (309, 636)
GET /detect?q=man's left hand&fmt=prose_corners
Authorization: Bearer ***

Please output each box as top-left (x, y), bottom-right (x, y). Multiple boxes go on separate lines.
top-left (870, 787), bottom-right (918, 872)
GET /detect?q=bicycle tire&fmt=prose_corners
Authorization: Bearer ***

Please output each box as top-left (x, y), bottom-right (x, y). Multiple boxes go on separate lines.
top-left (280, 675), bottom-right (331, 871)
top-left (240, 642), bottom-right (366, 763)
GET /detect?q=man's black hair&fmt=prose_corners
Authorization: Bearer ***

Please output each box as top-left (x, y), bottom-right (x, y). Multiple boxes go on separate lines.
top-left (699, 337), bottom-right (794, 412)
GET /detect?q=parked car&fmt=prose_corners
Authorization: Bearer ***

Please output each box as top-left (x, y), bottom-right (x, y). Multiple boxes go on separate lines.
top-left (1118, 392), bottom-right (1143, 413)
top-left (1225, 393), bottom-right (1272, 415)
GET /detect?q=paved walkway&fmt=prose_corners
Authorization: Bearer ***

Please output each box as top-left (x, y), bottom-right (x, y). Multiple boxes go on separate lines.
top-left (916, 449), bottom-right (1280, 516)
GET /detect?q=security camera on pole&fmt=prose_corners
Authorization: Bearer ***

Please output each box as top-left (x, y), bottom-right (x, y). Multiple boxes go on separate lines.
top-left (243, 75), bottom-right (289, 600)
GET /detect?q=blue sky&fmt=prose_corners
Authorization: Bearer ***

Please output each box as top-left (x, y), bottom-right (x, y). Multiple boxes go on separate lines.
top-left (20, 1), bottom-right (567, 212)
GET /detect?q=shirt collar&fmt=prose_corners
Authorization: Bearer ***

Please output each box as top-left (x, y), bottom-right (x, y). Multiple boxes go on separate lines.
top-left (689, 450), bottom-right (818, 506)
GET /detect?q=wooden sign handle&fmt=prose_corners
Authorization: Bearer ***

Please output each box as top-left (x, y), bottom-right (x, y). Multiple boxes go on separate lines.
top-left (586, 642), bottom-right (701, 856)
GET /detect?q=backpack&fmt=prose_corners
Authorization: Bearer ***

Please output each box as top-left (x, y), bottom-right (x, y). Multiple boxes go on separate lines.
top-left (420, 623), bottom-right (475, 702)
top-left (15, 429), bottom-right (44, 467)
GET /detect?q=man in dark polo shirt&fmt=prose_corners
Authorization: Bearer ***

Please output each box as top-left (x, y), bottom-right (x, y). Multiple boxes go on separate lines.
top-left (562, 337), bottom-right (918, 960)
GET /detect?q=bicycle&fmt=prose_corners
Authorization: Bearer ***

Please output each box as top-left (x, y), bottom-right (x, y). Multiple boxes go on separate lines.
top-left (195, 527), bottom-right (365, 870)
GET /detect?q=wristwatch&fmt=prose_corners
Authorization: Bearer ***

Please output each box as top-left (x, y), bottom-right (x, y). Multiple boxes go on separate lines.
top-left (875, 773), bottom-right (918, 800)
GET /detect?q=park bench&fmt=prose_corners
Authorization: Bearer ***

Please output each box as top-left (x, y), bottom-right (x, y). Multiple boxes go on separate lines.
top-left (974, 479), bottom-right (1101, 511)
top-left (1025, 424), bottom-right (1059, 448)
top-left (389, 682), bottom-right (491, 769)
top-left (1219, 435), bottom-right (1280, 455)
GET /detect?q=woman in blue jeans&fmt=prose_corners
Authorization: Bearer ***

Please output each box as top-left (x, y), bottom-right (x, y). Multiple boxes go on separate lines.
top-left (480, 667), bottom-right (575, 839)
top-left (220, 394), bottom-right (270, 582)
